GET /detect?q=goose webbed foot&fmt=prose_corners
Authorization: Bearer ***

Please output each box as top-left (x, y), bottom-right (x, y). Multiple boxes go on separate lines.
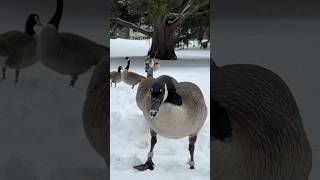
top-left (188, 160), bottom-right (195, 169)
top-left (133, 159), bottom-right (154, 171)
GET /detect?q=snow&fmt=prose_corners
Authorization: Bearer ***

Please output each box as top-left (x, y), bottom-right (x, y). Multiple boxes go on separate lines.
top-left (0, 64), bottom-right (106, 179)
top-left (110, 38), bottom-right (210, 180)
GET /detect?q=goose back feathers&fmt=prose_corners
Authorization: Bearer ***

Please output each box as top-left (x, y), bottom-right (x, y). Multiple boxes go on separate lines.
top-left (83, 54), bottom-right (109, 161)
top-left (212, 64), bottom-right (312, 180)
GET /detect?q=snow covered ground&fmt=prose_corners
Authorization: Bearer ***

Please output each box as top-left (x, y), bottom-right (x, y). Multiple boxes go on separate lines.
top-left (110, 39), bottom-right (210, 180)
top-left (0, 64), bottom-right (106, 180)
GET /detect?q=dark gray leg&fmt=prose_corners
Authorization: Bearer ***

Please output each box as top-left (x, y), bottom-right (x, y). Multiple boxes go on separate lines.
top-left (14, 69), bottom-right (20, 83)
top-left (188, 135), bottom-right (197, 169)
top-left (134, 130), bottom-right (157, 171)
top-left (132, 85), bottom-right (134, 89)
top-left (70, 74), bottom-right (79, 87)
top-left (2, 67), bottom-right (6, 79)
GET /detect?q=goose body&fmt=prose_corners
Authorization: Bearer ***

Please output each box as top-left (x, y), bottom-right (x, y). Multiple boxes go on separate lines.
top-left (0, 14), bottom-right (41, 82)
top-left (212, 63), bottom-right (312, 180)
top-left (83, 54), bottom-right (109, 163)
top-left (121, 58), bottom-right (145, 88)
top-left (37, 0), bottom-right (107, 86)
top-left (142, 78), bottom-right (207, 138)
top-left (134, 72), bottom-right (207, 170)
top-left (110, 66), bottom-right (122, 87)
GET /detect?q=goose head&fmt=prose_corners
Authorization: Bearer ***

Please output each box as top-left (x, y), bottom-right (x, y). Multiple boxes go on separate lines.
top-left (145, 55), bottom-right (159, 73)
top-left (117, 66), bottom-right (123, 73)
top-left (25, 14), bottom-right (42, 36)
top-left (149, 82), bottom-right (168, 119)
top-left (27, 14), bottom-right (42, 26)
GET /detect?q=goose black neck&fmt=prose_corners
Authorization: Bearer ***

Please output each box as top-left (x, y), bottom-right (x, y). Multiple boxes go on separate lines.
top-left (125, 60), bottom-right (130, 71)
top-left (49, 0), bottom-right (63, 29)
top-left (164, 90), bottom-right (182, 106)
top-left (117, 66), bottom-right (122, 72)
top-left (25, 20), bottom-right (35, 36)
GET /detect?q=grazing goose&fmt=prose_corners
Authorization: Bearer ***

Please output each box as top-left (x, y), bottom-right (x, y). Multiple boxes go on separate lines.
top-left (0, 14), bottom-right (42, 83)
top-left (37, 0), bottom-right (108, 87)
top-left (83, 55), bottom-right (109, 165)
top-left (212, 60), bottom-right (312, 180)
top-left (134, 74), bottom-right (207, 171)
top-left (110, 65), bottom-right (122, 87)
top-left (121, 57), bottom-right (145, 89)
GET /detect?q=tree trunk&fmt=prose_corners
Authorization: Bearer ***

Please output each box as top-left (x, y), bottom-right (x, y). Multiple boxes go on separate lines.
top-left (148, 23), bottom-right (177, 60)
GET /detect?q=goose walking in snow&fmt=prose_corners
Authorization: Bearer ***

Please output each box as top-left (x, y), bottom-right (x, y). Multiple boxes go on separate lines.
top-left (37, 0), bottom-right (108, 87)
top-left (0, 14), bottom-right (42, 83)
top-left (121, 57), bottom-right (145, 89)
top-left (134, 64), bottom-right (207, 171)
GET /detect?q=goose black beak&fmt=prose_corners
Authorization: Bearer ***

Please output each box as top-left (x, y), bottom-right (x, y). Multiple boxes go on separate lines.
top-left (149, 110), bottom-right (158, 119)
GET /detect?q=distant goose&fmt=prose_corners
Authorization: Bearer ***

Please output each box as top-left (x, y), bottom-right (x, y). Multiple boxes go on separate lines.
top-left (121, 57), bottom-right (145, 89)
top-left (110, 65), bottom-right (122, 87)
top-left (144, 55), bottom-right (160, 73)
top-left (37, 0), bottom-right (107, 87)
top-left (0, 14), bottom-right (42, 83)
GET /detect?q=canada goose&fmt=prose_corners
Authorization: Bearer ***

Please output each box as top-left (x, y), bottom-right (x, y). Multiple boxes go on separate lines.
top-left (212, 60), bottom-right (312, 180)
top-left (37, 0), bottom-right (107, 87)
top-left (134, 74), bottom-right (207, 171)
top-left (0, 14), bottom-right (42, 83)
top-left (144, 55), bottom-right (160, 73)
top-left (110, 65), bottom-right (122, 87)
top-left (121, 57), bottom-right (145, 89)
top-left (83, 55), bottom-right (109, 165)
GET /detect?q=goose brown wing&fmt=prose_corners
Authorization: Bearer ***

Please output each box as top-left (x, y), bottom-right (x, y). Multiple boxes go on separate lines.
top-left (0, 31), bottom-right (35, 56)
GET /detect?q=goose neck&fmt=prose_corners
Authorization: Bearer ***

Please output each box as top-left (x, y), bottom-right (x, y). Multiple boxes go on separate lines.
top-left (48, 0), bottom-right (64, 29)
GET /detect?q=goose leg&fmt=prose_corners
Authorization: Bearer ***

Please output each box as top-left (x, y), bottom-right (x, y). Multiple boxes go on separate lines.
top-left (188, 135), bottom-right (197, 169)
top-left (2, 67), bottom-right (6, 79)
top-left (132, 85), bottom-right (134, 89)
top-left (14, 69), bottom-right (20, 83)
top-left (69, 74), bottom-right (79, 87)
top-left (134, 130), bottom-right (157, 171)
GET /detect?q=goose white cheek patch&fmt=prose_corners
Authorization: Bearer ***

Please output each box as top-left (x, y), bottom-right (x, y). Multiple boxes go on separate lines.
top-left (163, 83), bottom-right (168, 103)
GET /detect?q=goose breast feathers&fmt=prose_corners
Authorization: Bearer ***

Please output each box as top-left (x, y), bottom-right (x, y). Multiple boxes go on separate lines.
top-left (142, 78), bottom-right (207, 139)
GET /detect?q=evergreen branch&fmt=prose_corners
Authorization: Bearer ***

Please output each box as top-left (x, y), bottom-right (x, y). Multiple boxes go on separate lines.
top-left (110, 18), bottom-right (154, 37)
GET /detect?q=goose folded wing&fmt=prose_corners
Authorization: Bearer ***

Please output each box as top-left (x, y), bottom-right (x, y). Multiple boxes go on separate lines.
top-left (0, 31), bottom-right (35, 55)
top-left (59, 32), bottom-right (107, 56)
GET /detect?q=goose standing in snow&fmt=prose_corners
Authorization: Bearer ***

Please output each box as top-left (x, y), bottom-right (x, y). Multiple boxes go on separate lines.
top-left (37, 0), bottom-right (108, 87)
top-left (0, 14), bottom-right (42, 83)
top-left (134, 64), bottom-right (207, 171)
top-left (121, 57), bottom-right (145, 89)
top-left (110, 65), bottom-right (122, 87)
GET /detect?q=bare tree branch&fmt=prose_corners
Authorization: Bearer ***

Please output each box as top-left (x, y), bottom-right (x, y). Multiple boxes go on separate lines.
top-left (110, 18), bottom-right (154, 37)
